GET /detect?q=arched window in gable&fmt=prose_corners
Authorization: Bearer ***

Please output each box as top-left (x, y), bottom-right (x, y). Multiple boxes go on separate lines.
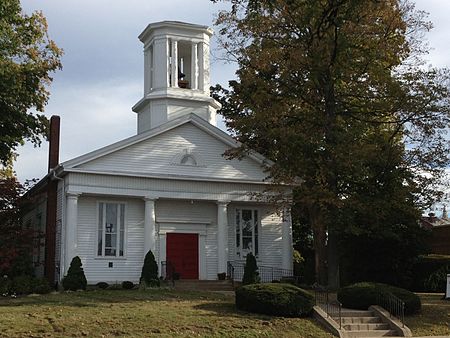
top-left (180, 154), bottom-right (197, 166)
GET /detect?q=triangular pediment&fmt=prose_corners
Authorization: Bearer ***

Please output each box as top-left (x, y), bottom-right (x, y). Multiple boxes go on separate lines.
top-left (62, 115), bottom-right (271, 183)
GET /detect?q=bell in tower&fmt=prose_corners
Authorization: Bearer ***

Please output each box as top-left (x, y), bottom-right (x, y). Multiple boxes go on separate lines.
top-left (132, 21), bottom-right (221, 134)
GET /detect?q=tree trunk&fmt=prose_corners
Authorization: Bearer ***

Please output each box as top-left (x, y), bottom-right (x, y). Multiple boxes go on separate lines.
top-left (309, 204), bottom-right (328, 285)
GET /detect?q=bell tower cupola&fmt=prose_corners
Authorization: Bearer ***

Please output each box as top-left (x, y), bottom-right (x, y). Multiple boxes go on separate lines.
top-left (132, 21), bottom-right (221, 133)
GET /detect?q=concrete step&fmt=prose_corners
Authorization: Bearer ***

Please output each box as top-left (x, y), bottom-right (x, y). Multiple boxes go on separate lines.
top-left (341, 316), bottom-right (382, 324)
top-left (344, 330), bottom-right (398, 337)
top-left (343, 323), bottom-right (391, 331)
top-left (341, 310), bottom-right (374, 317)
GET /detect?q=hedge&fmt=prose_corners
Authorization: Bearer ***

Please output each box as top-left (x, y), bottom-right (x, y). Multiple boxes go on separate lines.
top-left (1, 275), bottom-right (51, 295)
top-left (337, 282), bottom-right (421, 315)
top-left (235, 283), bottom-right (314, 317)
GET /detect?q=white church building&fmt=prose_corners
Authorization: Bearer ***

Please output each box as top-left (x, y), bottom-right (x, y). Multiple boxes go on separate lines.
top-left (29, 21), bottom-right (293, 284)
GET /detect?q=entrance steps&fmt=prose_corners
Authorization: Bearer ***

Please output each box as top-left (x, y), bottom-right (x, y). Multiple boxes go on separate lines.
top-left (314, 307), bottom-right (410, 337)
top-left (173, 280), bottom-right (234, 291)
top-left (340, 309), bottom-right (399, 337)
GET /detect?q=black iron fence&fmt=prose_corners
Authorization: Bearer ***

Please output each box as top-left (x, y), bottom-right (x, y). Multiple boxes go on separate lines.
top-left (377, 292), bottom-right (405, 327)
top-left (227, 260), bottom-right (296, 285)
top-left (314, 288), bottom-right (342, 329)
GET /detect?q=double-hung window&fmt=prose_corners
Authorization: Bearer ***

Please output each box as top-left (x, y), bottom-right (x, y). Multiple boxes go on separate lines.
top-left (235, 209), bottom-right (259, 259)
top-left (98, 202), bottom-right (125, 257)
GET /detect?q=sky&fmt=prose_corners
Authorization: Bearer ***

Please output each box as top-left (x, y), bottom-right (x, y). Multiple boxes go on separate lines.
top-left (14, 0), bottom-right (450, 192)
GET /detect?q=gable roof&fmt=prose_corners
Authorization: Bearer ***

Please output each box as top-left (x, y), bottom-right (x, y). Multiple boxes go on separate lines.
top-left (59, 114), bottom-right (274, 184)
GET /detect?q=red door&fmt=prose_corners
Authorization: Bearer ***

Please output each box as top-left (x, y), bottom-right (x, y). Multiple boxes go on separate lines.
top-left (166, 233), bottom-right (199, 279)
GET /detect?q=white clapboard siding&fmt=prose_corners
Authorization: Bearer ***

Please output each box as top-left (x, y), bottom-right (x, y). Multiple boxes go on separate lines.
top-left (259, 207), bottom-right (283, 268)
top-left (76, 122), bottom-right (268, 182)
top-left (227, 204), bottom-right (283, 268)
top-left (76, 196), bottom-right (145, 284)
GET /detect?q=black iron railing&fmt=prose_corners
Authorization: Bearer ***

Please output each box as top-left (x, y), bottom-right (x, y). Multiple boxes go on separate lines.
top-left (227, 261), bottom-right (296, 285)
top-left (161, 261), bottom-right (175, 286)
top-left (314, 288), bottom-right (342, 329)
top-left (377, 292), bottom-right (405, 327)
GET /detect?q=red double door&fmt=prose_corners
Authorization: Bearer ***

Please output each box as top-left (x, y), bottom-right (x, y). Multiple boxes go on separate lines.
top-left (166, 233), bottom-right (199, 279)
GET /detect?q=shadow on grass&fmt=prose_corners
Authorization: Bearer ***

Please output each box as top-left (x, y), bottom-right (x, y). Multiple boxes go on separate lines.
top-left (0, 289), bottom-right (232, 308)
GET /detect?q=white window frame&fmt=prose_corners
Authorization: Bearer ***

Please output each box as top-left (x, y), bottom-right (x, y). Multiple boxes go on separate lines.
top-left (96, 201), bottom-right (127, 258)
top-left (235, 208), bottom-right (259, 259)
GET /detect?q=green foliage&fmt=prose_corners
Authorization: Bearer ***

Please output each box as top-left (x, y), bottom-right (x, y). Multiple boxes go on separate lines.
top-left (31, 277), bottom-right (51, 294)
top-left (411, 255), bottom-right (450, 292)
top-left (6, 275), bottom-right (51, 295)
top-left (0, 176), bottom-right (35, 278)
top-left (122, 281), bottom-right (134, 290)
top-left (424, 266), bottom-right (448, 293)
top-left (140, 250), bottom-right (159, 287)
top-left (337, 282), bottom-right (421, 315)
top-left (0, 0), bottom-right (62, 164)
top-left (96, 282), bottom-right (109, 290)
top-left (339, 221), bottom-right (429, 288)
top-left (242, 253), bottom-right (260, 285)
top-left (62, 256), bottom-right (87, 291)
top-left (235, 283), bottom-right (314, 317)
top-left (212, 0), bottom-right (450, 285)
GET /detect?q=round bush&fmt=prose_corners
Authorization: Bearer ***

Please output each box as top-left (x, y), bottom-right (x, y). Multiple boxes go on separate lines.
top-left (96, 282), bottom-right (109, 290)
top-left (235, 283), bottom-right (314, 317)
top-left (337, 282), bottom-right (421, 315)
top-left (121, 281), bottom-right (134, 290)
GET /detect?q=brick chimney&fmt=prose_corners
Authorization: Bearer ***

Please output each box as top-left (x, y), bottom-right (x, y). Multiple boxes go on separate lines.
top-left (45, 115), bottom-right (60, 285)
top-left (48, 115), bottom-right (60, 172)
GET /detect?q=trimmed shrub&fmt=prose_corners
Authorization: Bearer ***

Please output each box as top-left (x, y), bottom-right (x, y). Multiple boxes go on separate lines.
top-left (242, 253), bottom-right (260, 285)
top-left (31, 278), bottom-right (52, 294)
top-left (122, 281), bottom-right (134, 290)
top-left (62, 256), bottom-right (87, 291)
top-left (140, 250), bottom-right (160, 287)
top-left (96, 282), bottom-right (109, 290)
top-left (236, 283), bottom-right (314, 317)
top-left (337, 282), bottom-right (421, 315)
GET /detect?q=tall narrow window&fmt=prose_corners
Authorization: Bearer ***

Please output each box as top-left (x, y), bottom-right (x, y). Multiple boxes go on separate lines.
top-left (98, 202), bottom-right (125, 257)
top-left (235, 209), bottom-right (259, 258)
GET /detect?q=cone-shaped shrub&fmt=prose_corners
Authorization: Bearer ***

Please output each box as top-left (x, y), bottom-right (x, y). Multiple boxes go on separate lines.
top-left (242, 253), bottom-right (260, 285)
top-left (140, 250), bottom-right (159, 287)
top-left (62, 256), bottom-right (87, 291)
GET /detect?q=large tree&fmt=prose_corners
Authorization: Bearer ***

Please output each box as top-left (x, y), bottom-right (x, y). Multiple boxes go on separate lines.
top-left (0, 0), bottom-right (62, 165)
top-left (212, 0), bottom-right (450, 284)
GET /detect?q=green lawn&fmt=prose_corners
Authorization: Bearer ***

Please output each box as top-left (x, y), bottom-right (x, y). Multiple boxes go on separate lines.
top-left (0, 289), bottom-right (332, 338)
top-left (407, 293), bottom-right (450, 337)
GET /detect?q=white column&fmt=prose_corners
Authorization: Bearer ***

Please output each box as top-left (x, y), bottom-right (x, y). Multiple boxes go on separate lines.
top-left (152, 37), bottom-right (169, 89)
top-left (198, 42), bottom-right (204, 91)
top-left (144, 48), bottom-right (150, 94)
top-left (191, 42), bottom-right (198, 90)
top-left (171, 40), bottom-right (178, 88)
top-left (143, 197), bottom-right (157, 255)
top-left (282, 208), bottom-right (293, 271)
top-left (217, 201), bottom-right (229, 275)
top-left (65, 193), bottom-right (79, 274)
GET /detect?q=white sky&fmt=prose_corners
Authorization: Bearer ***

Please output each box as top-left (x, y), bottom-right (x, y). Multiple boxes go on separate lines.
top-left (14, 0), bottom-right (450, 183)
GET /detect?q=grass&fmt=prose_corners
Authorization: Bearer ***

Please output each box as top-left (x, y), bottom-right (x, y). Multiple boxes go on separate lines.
top-left (407, 293), bottom-right (450, 337)
top-left (0, 289), bottom-right (333, 338)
